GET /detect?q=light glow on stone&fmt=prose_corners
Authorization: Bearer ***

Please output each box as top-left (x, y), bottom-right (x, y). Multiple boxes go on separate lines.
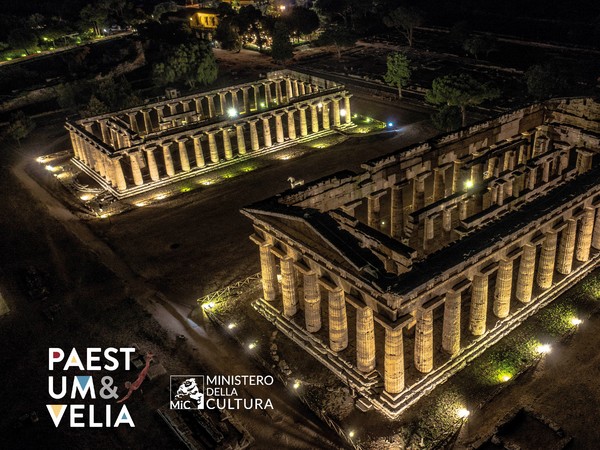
top-left (536, 344), bottom-right (551, 354)
top-left (457, 408), bottom-right (470, 419)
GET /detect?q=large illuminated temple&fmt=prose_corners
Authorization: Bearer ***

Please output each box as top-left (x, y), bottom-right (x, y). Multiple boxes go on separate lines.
top-left (242, 98), bottom-right (600, 417)
top-left (65, 70), bottom-right (353, 198)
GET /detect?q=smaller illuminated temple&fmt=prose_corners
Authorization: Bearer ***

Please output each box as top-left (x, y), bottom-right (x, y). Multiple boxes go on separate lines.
top-left (65, 70), bottom-right (353, 198)
top-left (242, 98), bottom-right (600, 417)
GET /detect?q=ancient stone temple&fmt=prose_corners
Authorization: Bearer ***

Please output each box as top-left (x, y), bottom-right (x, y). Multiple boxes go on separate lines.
top-left (242, 98), bottom-right (600, 418)
top-left (66, 70), bottom-right (353, 198)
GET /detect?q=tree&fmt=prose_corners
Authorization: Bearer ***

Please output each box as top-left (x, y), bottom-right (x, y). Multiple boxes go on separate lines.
top-left (80, 95), bottom-right (109, 118)
top-left (271, 21), bottom-right (293, 63)
top-left (152, 1), bottom-right (178, 23)
top-left (426, 74), bottom-right (500, 127)
top-left (384, 52), bottom-right (411, 98)
top-left (286, 7), bottom-right (320, 42)
top-left (215, 17), bottom-right (242, 52)
top-left (5, 111), bottom-right (34, 146)
top-left (430, 105), bottom-right (462, 132)
top-left (383, 7), bottom-right (423, 47)
top-left (315, 26), bottom-right (356, 60)
top-left (153, 42), bottom-right (217, 88)
top-left (524, 63), bottom-right (568, 100)
top-left (236, 5), bottom-right (264, 49)
top-left (463, 34), bottom-right (496, 60)
top-left (7, 28), bottom-right (38, 55)
top-left (79, 4), bottom-right (108, 36)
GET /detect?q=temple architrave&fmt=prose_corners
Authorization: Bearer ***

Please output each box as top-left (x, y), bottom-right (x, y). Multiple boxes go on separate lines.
top-left (242, 98), bottom-right (600, 417)
top-left (65, 70), bottom-right (353, 198)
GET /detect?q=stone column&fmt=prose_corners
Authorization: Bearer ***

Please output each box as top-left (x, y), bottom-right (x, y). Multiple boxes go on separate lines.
top-left (299, 81), bottom-right (306, 95)
top-left (432, 168), bottom-right (445, 202)
top-left (182, 100), bottom-right (191, 112)
top-left (593, 208), bottom-right (600, 250)
top-left (177, 138), bottom-right (191, 171)
top-left (264, 82), bottom-right (273, 105)
top-left (390, 184), bottom-right (404, 240)
top-left (306, 84), bottom-right (313, 94)
top-left (494, 259), bottom-right (512, 318)
top-left (230, 89), bottom-right (239, 111)
top-left (452, 160), bottom-right (463, 193)
top-left (273, 112), bottom-right (285, 143)
top-left (168, 103), bottom-right (177, 115)
top-left (469, 273), bottom-right (488, 336)
top-left (332, 98), bottom-right (341, 127)
top-left (384, 327), bottom-right (404, 394)
top-left (192, 135), bottom-right (205, 168)
top-left (310, 104), bottom-right (319, 133)
top-left (142, 110), bottom-right (152, 134)
top-left (248, 119), bottom-right (259, 151)
top-left (129, 152), bottom-right (144, 186)
top-left (442, 292), bottom-right (461, 355)
top-left (127, 113), bottom-right (139, 134)
top-left (162, 142), bottom-right (175, 177)
top-left (322, 101), bottom-right (331, 130)
top-left (293, 79), bottom-right (299, 97)
top-left (222, 128), bottom-right (233, 160)
top-left (557, 219), bottom-right (577, 274)
top-left (343, 94), bottom-right (352, 124)
top-left (442, 208), bottom-right (453, 232)
top-left (280, 256), bottom-right (298, 317)
top-left (328, 287), bottom-right (348, 352)
top-left (234, 124), bottom-right (246, 155)
top-left (576, 207), bottom-right (595, 262)
top-left (112, 157), bottom-right (127, 191)
top-left (356, 307), bottom-right (376, 373)
top-left (537, 231), bottom-right (557, 289)
top-left (206, 95), bottom-right (216, 118)
top-left (367, 194), bottom-right (381, 229)
top-left (415, 309), bottom-right (434, 373)
top-left (425, 215), bottom-right (435, 241)
top-left (206, 130), bottom-right (220, 163)
top-left (516, 244), bottom-right (536, 303)
top-left (253, 85), bottom-right (260, 110)
top-left (287, 109), bottom-right (296, 140)
top-left (144, 146), bottom-right (160, 181)
top-left (261, 116), bottom-right (272, 148)
top-left (259, 243), bottom-right (277, 301)
top-left (413, 175), bottom-right (426, 211)
top-left (194, 97), bottom-right (204, 117)
top-left (298, 106), bottom-right (308, 136)
top-left (155, 106), bottom-right (164, 123)
top-left (285, 77), bottom-right (293, 101)
top-left (303, 271), bottom-right (321, 332)
top-left (218, 92), bottom-right (226, 115)
top-left (241, 87), bottom-right (250, 114)
top-left (275, 80), bottom-right (283, 104)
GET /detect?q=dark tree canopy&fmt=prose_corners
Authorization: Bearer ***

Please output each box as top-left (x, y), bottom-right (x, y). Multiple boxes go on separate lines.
top-left (315, 26), bottom-right (356, 60)
top-left (524, 63), bottom-right (568, 100)
top-left (216, 17), bottom-right (242, 52)
top-left (153, 41), bottom-right (218, 89)
top-left (426, 73), bottom-right (500, 126)
top-left (285, 7), bottom-right (320, 41)
top-left (383, 7), bottom-right (423, 47)
top-left (271, 21), bottom-right (293, 63)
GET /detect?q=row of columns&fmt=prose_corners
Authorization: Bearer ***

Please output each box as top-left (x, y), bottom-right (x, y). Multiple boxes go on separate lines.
top-left (73, 93), bottom-right (352, 191)
top-left (255, 203), bottom-right (600, 395)
top-left (113, 78), bottom-right (321, 137)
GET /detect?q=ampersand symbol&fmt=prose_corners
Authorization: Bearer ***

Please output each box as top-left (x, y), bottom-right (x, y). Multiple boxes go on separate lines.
top-left (99, 376), bottom-right (119, 399)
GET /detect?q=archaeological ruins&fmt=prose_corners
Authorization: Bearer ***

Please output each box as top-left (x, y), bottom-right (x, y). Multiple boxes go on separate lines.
top-left (242, 98), bottom-right (600, 417)
top-left (65, 70), bottom-right (353, 198)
